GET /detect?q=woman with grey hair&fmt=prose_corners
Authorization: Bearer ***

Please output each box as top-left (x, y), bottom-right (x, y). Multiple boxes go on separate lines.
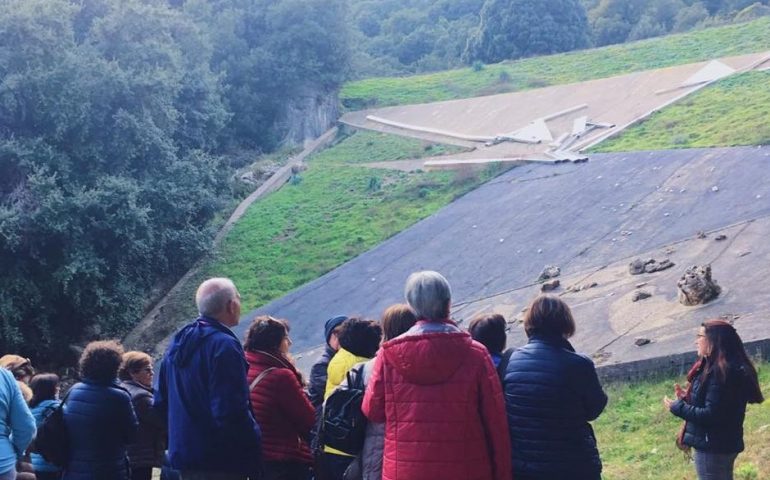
top-left (362, 271), bottom-right (512, 480)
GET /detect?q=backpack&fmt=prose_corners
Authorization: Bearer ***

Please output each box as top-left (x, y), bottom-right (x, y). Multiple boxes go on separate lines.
top-left (30, 393), bottom-right (70, 468)
top-left (321, 363), bottom-right (367, 455)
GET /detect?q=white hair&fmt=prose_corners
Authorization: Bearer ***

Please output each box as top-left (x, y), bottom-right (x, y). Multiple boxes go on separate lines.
top-left (196, 278), bottom-right (238, 318)
top-left (404, 271), bottom-right (452, 321)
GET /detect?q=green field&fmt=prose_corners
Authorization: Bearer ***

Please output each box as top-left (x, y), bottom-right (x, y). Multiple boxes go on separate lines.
top-left (593, 71), bottom-right (770, 152)
top-left (596, 362), bottom-right (770, 479)
top-left (341, 17), bottom-right (770, 109)
top-left (205, 131), bottom-right (498, 311)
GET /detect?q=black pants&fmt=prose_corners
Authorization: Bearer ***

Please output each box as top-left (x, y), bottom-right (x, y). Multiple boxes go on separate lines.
top-left (263, 461), bottom-right (311, 480)
top-left (318, 453), bottom-right (353, 480)
top-left (131, 467), bottom-right (153, 480)
top-left (35, 472), bottom-right (63, 480)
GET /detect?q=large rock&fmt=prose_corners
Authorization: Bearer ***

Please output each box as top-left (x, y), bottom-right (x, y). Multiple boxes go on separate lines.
top-left (537, 265), bottom-right (561, 282)
top-left (629, 258), bottom-right (675, 275)
top-left (677, 265), bottom-right (721, 306)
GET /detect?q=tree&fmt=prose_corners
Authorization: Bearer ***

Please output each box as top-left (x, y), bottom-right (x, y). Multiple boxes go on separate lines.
top-left (465, 0), bottom-right (591, 63)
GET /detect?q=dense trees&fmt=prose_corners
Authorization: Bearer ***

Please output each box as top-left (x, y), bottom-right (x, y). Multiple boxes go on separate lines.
top-left (0, 0), bottom-right (349, 361)
top-left (464, 0), bottom-right (590, 63)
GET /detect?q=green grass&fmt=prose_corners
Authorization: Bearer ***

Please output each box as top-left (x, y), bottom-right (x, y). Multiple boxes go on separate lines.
top-left (205, 130), bottom-right (496, 311)
top-left (597, 362), bottom-right (770, 479)
top-left (341, 17), bottom-right (770, 109)
top-left (592, 71), bottom-right (770, 152)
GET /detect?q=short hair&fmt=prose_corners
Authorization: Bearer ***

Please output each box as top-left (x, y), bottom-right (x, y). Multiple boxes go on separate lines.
top-left (0, 354), bottom-right (35, 381)
top-left (79, 340), bottom-right (124, 383)
top-left (381, 304), bottom-right (417, 341)
top-left (524, 295), bottom-right (576, 339)
top-left (118, 351), bottom-right (153, 381)
top-left (338, 317), bottom-right (382, 358)
top-left (244, 316), bottom-right (289, 352)
top-left (196, 278), bottom-right (238, 317)
top-left (468, 313), bottom-right (507, 354)
top-left (29, 373), bottom-right (60, 408)
top-left (404, 271), bottom-right (451, 321)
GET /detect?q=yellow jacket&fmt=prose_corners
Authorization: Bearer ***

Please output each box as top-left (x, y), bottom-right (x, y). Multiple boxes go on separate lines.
top-left (323, 348), bottom-right (369, 456)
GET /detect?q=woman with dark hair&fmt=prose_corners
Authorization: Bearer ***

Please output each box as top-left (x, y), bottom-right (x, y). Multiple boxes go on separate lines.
top-left (322, 317), bottom-right (382, 479)
top-left (468, 313), bottom-right (509, 370)
top-left (63, 341), bottom-right (138, 480)
top-left (664, 320), bottom-right (764, 479)
top-left (244, 316), bottom-right (315, 480)
top-left (119, 352), bottom-right (166, 480)
top-left (29, 374), bottom-right (63, 479)
top-left (503, 295), bottom-right (607, 480)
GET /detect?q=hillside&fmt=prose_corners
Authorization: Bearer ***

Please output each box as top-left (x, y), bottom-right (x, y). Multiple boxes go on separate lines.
top-left (341, 17), bottom-right (770, 109)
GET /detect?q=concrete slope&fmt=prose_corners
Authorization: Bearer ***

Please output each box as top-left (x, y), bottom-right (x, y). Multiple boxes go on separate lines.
top-left (236, 146), bottom-right (770, 371)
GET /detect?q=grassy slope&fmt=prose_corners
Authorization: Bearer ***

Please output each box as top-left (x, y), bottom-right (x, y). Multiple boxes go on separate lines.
top-left (597, 362), bottom-right (770, 480)
top-left (593, 71), bottom-right (770, 152)
top-left (341, 17), bottom-right (770, 109)
top-left (205, 131), bottom-right (497, 311)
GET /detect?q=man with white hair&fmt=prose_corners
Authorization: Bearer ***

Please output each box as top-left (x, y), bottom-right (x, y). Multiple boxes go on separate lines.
top-left (155, 278), bottom-right (262, 480)
top-left (362, 271), bottom-right (512, 480)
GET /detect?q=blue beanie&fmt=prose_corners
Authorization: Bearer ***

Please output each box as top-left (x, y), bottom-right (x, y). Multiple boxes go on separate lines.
top-left (324, 315), bottom-right (348, 345)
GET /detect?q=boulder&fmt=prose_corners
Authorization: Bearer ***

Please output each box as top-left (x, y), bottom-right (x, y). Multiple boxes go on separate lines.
top-left (677, 265), bottom-right (721, 306)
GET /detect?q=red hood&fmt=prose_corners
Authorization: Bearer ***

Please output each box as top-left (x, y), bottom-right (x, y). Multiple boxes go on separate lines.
top-left (382, 331), bottom-right (473, 385)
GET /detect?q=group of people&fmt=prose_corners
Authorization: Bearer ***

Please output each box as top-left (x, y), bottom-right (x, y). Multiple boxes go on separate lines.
top-left (0, 270), bottom-right (764, 480)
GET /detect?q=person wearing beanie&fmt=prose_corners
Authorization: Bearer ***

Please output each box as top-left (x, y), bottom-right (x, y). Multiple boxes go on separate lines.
top-left (308, 315), bottom-right (347, 410)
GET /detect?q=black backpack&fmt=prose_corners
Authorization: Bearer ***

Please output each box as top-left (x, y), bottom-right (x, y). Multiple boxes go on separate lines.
top-left (30, 394), bottom-right (70, 468)
top-left (321, 363), bottom-right (367, 455)
top-left (497, 348), bottom-right (514, 383)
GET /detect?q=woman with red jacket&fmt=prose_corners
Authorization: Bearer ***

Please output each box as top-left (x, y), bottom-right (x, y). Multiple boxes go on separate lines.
top-left (245, 316), bottom-right (316, 480)
top-left (362, 271), bottom-right (512, 480)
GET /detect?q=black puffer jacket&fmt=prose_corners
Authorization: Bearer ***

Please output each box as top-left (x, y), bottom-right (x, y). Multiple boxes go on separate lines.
top-left (121, 380), bottom-right (166, 469)
top-left (670, 363), bottom-right (751, 453)
top-left (503, 335), bottom-right (607, 480)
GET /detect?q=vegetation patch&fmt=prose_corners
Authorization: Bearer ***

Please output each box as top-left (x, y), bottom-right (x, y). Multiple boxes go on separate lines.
top-left (203, 131), bottom-right (498, 313)
top-left (341, 17), bottom-right (770, 109)
top-left (592, 71), bottom-right (770, 152)
top-left (596, 362), bottom-right (770, 479)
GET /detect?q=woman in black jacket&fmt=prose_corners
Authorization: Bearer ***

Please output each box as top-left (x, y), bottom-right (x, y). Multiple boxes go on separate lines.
top-left (503, 295), bottom-right (607, 480)
top-left (119, 351), bottom-right (166, 480)
top-left (665, 320), bottom-right (764, 479)
top-left (63, 341), bottom-right (138, 480)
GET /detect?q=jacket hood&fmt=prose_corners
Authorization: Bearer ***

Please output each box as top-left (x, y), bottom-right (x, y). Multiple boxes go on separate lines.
top-left (382, 328), bottom-right (473, 385)
top-left (168, 316), bottom-right (234, 368)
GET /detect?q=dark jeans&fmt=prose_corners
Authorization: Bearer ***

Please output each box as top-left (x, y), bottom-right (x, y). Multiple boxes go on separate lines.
top-left (264, 461), bottom-right (310, 480)
top-left (318, 453), bottom-right (353, 480)
top-left (34, 473), bottom-right (63, 480)
top-left (694, 450), bottom-right (738, 480)
top-left (131, 467), bottom-right (153, 480)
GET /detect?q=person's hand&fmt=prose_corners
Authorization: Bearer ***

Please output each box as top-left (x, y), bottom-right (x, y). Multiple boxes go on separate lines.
top-left (674, 383), bottom-right (685, 399)
top-left (663, 396), bottom-right (675, 410)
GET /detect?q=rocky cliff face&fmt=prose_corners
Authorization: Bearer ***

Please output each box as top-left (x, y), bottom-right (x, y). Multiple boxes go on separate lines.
top-left (277, 86), bottom-right (339, 146)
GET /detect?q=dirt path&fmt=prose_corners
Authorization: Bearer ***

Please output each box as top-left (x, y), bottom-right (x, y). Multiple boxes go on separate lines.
top-left (124, 128), bottom-right (338, 351)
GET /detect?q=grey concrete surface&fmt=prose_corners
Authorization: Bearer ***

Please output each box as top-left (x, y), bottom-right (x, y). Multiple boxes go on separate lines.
top-left (234, 146), bottom-right (770, 376)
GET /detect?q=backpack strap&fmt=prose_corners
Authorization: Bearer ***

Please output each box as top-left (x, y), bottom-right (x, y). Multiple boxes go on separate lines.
top-left (496, 348), bottom-right (514, 381)
top-left (249, 367), bottom-right (277, 392)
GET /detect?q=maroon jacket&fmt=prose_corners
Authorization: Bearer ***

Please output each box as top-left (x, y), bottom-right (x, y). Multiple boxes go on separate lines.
top-left (362, 320), bottom-right (512, 480)
top-left (245, 350), bottom-right (314, 464)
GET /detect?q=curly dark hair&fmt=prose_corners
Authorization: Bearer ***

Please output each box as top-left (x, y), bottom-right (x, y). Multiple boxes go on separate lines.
top-left (79, 340), bottom-right (124, 383)
top-left (338, 317), bottom-right (382, 359)
top-left (244, 316), bottom-right (289, 352)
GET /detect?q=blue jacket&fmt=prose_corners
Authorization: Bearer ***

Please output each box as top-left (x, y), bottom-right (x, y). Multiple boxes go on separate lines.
top-left (154, 316), bottom-right (262, 475)
top-left (62, 379), bottom-right (138, 480)
top-left (503, 335), bottom-right (607, 480)
top-left (671, 361), bottom-right (752, 453)
top-left (0, 369), bottom-right (36, 475)
top-left (30, 399), bottom-right (62, 473)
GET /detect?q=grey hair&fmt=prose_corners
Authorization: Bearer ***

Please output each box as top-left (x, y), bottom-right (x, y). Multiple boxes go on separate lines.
top-left (404, 271), bottom-right (452, 321)
top-left (196, 278), bottom-right (238, 318)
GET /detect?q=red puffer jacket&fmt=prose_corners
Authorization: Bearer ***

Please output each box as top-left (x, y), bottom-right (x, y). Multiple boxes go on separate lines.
top-left (362, 321), bottom-right (512, 480)
top-left (245, 350), bottom-right (315, 464)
